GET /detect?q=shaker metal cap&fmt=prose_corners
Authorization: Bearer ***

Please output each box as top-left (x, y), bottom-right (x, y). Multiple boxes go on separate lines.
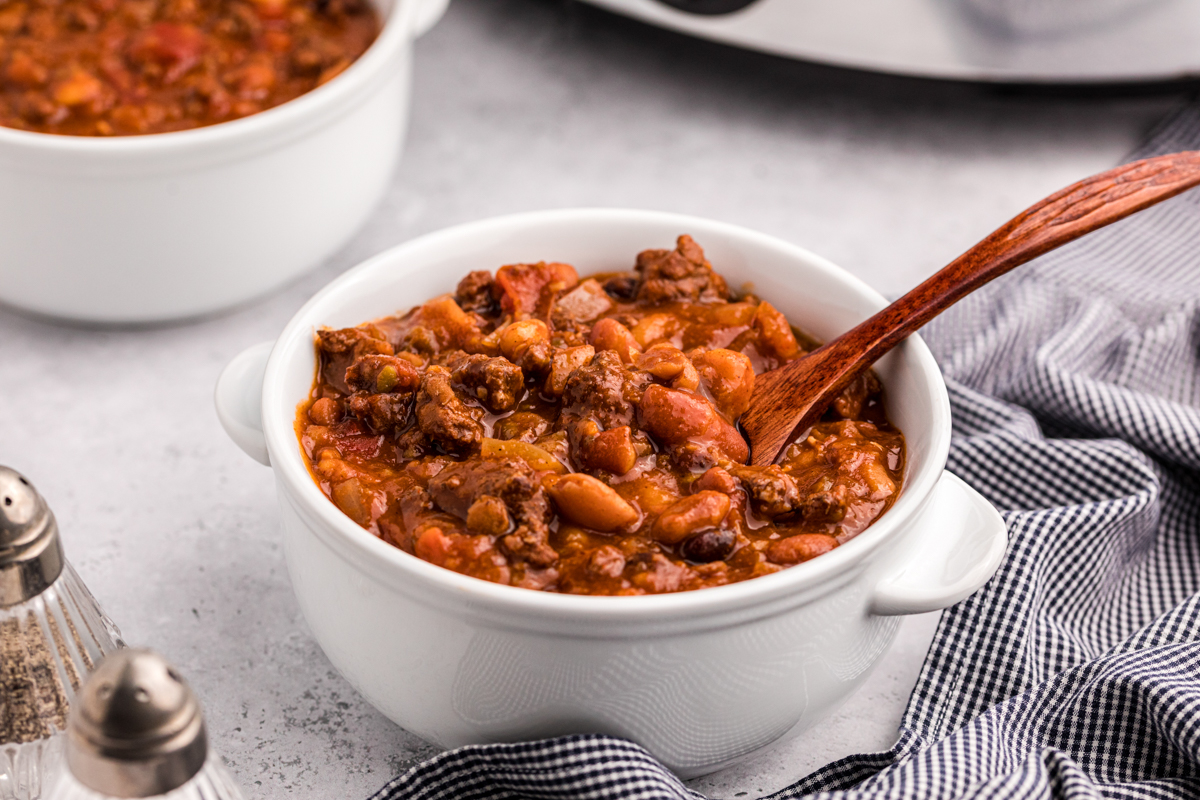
top-left (66, 649), bottom-right (209, 799)
top-left (0, 466), bottom-right (64, 607)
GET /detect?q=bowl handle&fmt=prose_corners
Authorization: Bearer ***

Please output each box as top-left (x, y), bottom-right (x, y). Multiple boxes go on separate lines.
top-left (411, 0), bottom-right (449, 36)
top-left (869, 471), bottom-right (1007, 616)
top-left (214, 341), bottom-right (274, 467)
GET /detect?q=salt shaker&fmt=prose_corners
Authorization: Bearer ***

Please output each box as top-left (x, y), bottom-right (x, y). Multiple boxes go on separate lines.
top-left (47, 650), bottom-right (245, 800)
top-left (1, 467), bottom-right (123, 800)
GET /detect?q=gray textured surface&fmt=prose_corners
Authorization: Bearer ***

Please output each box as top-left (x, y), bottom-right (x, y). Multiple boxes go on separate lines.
top-left (0, 1), bottom-right (1182, 797)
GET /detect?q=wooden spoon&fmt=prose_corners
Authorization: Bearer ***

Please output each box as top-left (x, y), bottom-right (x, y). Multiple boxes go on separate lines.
top-left (741, 150), bottom-right (1200, 467)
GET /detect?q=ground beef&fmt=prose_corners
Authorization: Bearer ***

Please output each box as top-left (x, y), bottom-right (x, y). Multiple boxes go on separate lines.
top-left (415, 367), bottom-right (482, 455)
top-left (455, 270), bottom-right (499, 316)
top-left (447, 353), bottom-right (525, 413)
top-left (635, 234), bottom-right (729, 304)
top-left (427, 458), bottom-right (557, 567)
top-left (347, 392), bottom-right (411, 433)
top-left (560, 351), bottom-right (644, 430)
top-left (316, 326), bottom-right (393, 395)
top-left (730, 465), bottom-right (801, 518)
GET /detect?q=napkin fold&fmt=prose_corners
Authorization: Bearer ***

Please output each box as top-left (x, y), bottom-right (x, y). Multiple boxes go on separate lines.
top-left (370, 105), bottom-right (1200, 800)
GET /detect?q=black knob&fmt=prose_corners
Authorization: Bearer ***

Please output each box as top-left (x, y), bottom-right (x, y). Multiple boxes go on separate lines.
top-left (653, 0), bottom-right (760, 15)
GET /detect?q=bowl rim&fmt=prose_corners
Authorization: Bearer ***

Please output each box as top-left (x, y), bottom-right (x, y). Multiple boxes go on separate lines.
top-left (261, 208), bottom-right (953, 624)
top-left (0, 0), bottom-right (413, 154)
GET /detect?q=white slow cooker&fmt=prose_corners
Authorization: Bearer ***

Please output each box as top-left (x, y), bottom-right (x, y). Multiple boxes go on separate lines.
top-left (580, 0), bottom-right (1200, 83)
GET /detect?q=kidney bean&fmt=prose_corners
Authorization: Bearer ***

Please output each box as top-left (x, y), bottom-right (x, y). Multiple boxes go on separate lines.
top-left (681, 528), bottom-right (736, 563)
top-left (651, 491), bottom-right (730, 545)
top-left (637, 384), bottom-right (749, 464)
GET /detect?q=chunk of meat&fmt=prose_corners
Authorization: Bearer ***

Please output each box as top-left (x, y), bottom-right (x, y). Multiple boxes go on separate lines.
top-left (448, 353), bottom-right (525, 413)
top-left (492, 412), bottom-right (551, 443)
top-left (495, 261), bottom-right (578, 318)
top-left (316, 326), bottom-right (393, 395)
top-left (347, 392), bottom-right (411, 432)
top-left (428, 458), bottom-right (557, 567)
top-left (415, 366), bottom-right (482, 454)
top-left (830, 370), bottom-right (883, 420)
top-left (455, 270), bottom-right (498, 315)
top-left (561, 351), bottom-right (643, 430)
top-left (635, 234), bottom-right (728, 304)
top-left (730, 465), bottom-right (800, 518)
top-left (628, 553), bottom-right (694, 594)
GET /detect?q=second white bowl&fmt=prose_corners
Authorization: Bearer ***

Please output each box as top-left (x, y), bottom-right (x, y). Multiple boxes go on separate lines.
top-left (0, 0), bottom-right (447, 324)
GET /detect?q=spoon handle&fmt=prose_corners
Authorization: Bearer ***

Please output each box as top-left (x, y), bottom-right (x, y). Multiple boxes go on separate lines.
top-left (743, 150), bottom-right (1200, 466)
top-left (820, 150), bottom-right (1200, 371)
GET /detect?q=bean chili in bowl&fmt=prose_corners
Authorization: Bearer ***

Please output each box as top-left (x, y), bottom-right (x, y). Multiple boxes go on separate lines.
top-left (296, 236), bottom-right (905, 596)
top-left (0, 0), bottom-right (380, 135)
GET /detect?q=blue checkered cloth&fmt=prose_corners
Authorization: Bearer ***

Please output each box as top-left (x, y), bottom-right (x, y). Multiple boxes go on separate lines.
top-left (370, 106), bottom-right (1200, 800)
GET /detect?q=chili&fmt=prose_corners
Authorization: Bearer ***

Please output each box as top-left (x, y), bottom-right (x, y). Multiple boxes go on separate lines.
top-left (297, 236), bottom-right (906, 595)
top-left (0, 0), bottom-right (379, 135)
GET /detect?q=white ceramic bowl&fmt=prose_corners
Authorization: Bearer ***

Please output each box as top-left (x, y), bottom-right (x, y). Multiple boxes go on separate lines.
top-left (215, 209), bottom-right (1007, 777)
top-left (0, 0), bottom-right (447, 324)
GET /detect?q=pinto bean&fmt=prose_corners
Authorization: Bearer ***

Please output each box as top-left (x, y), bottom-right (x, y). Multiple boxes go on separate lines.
top-left (499, 319), bottom-right (550, 363)
top-left (308, 397), bottom-right (341, 426)
top-left (590, 318), bottom-right (642, 364)
top-left (651, 491), bottom-right (730, 545)
top-left (546, 473), bottom-right (639, 532)
top-left (691, 348), bottom-right (754, 419)
top-left (767, 533), bottom-right (838, 565)
top-left (637, 384), bottom-right (749, 464)
top-left (638, 345), bottom-right (700, 391)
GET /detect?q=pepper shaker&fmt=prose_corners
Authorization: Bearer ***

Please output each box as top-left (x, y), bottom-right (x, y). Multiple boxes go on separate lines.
top-left (46, 650), bottom-right (244, 800)
top-left (1, 467), bottom-right (124, 800)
